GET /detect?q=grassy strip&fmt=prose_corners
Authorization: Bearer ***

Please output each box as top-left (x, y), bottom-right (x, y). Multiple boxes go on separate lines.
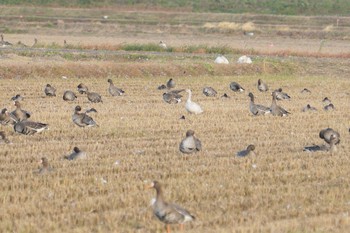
top-left (1, 0), bottom-right (350, 15)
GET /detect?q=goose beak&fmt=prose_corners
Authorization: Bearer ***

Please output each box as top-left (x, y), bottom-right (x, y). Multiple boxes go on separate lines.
top-left (144, 182), bottom-right (154, 190)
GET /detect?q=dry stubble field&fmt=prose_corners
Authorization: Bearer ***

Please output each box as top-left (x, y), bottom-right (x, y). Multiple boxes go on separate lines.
top-left (1, 6), bottom-right (350, 233)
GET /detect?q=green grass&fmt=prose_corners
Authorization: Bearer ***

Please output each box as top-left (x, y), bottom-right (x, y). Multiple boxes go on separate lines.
top-left (1, 0), bottom-right (350, 15)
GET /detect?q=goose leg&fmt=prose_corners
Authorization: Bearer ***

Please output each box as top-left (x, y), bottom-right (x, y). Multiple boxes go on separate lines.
top-left (166, 224), bottom-right (171, 233)
top-left (180, 224), bottom-right (184, 231)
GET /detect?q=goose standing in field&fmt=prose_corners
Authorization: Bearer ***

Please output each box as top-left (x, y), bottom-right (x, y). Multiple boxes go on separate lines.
top-left (63, 90), bottom-right (77, 101)
top-left (44, 84), bottom-right (56, 96)
top-left (303, 134), bottom-right (339, 153)
top-left (230, 82), bottom-right (245, 92)
top-left (270, 91), bottom-right (290, 116)
top-left (236, 145), bottom-right (256, 157)
top-left (203, 87), bottom-right (217, 97)
top-left (0, 34), bottom-right (12, 47)
top-left (166, 78), bottom-right (175, 89)
top-left (147, 181), bottom-right (195, 233)
top-left (159, 41), bottom-right (167, 49)
top-left (107, 79), bottom-right (125, 96)
top-left (35, 157), bottom-right (54, 174)
top-left (77, 83), bottom-right (89, 94)
top-left (64, 147), bottom-right (87, 160)
top-left (179, 130), bottom-right (202, 154)
top-left (248, 92), bottom-right (270, 116)
top-left (163, 89), bottom-right (184, 104)
top-left (10, 101), bottom-right (31, 122)
top-left (11, 94), bottom-right (24, 101)
top-left (302, 104), bottom-right (317, 112)
top-left (185, 89), bottom-right (203, 114)
top-left (273, 88), bottom-right (291, 100)
top-left (0, 108), bottom-right (15, 126)
top-left (0, 131), bottom-right (11, 144)
top-left (257, 79), bottom-right (268, 92)
top-left (14, 120), bottom-right (49, 135)
top-left (72, 105), bottom-right (98, 127)
top-left (319, 128), bottom-right (340, 145)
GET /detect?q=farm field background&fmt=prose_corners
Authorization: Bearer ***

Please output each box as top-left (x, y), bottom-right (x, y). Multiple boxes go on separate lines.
top-left (0, 4), bottom-right (350, 233)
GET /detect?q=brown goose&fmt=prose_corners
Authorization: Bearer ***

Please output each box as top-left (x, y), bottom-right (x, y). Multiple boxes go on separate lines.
top-left (302, 104), bottom-right (317, 112)
top-left (87, 91), bottom-right (102, 103)
top-left (248, 92), bottom-right (270, 116)
top-left (273, 88), bottom-right (290, 100)
top-left (163, 89), bottom-right (184, 104)
top-left (63, 90), bottom-right (77, 101)
top-left (72, 106), bottom-right (98, 127)
top-left (0, 131), bottom-right (11, 144)
top-left (107, 79), bottom-right (125, 96)
top-left (0, 108), bottom-right (15, 126)
top-left (0, 34), bottom-right (12, 47)
top-left (236, 145), bottom-right (255, 157)
top-left (203, 87), bottom-right (217, 97)
top-left (230, 82), bottom-right (244, 92)
top-left (10, 101), bottom-right (31, 122)
top-left (64, 147), bottom-right (87, 160)
top-left (257, 79), bottom-right (268, 92)
top-left (179, 130), bottom-right (202, 154)
top-left (319, 128), bottom-right (340, 145)
top-left (147, 181), bottom-right (195, 233)
top-left (324, 103), bottom-right (335, 111)
top-left (304, 134), bottom-right (338, 153)
top-left (270, 92), bottom-right (290, 116)
top-left (14, 120), bottom-right (49, 135)
top-left (35, 157), bottom-right (54, 174)
top-left (77, 83), bottom-right (89, 94)
top-left (44, 84), bottom-right (56, 96)
top-left (166, 78), bottom-right (175, 89)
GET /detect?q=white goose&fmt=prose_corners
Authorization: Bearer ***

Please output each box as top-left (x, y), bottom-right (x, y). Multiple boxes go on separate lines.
top-left (185, 89), bottom-right (203, 114)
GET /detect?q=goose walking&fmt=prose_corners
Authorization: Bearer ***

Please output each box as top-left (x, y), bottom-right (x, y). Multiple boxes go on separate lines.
top-left (72, 106), bottom-right (98, 127)
top-left (147, 181), bottom-right (195, 233)
top-left (44, 84), bottom-right (56, 96)
top-left (236, 145), bottom-right (256, 157)
top-left (179, 130), bottom-right (202, 154)
top-left (257, 79), bottom-right (268, 92)
top-left (64, 147), bottom-right (87, 160)
top-left (185, 89), bottom-right (203, 114)
top-left (163, 89), bottom-right (184, 104)
top-left (270, 92), bottom-right (290, 116)
top-left (63, 90), bottom-right (77, 101)
top-left (230, 82), bottom-right (244, 92)
top-left (10, 101), bottom-right (31, 122)
top-left (203, 87), bottom-right (217, 97)
top-left (14, 120), bottom-right (49, 135)
top-left (248, 92), bottom-right (270, 116)
top-left (107, 79), bottom-right (125, 96)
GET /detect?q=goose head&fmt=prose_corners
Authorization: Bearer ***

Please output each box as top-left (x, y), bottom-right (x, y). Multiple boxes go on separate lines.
top-left (186, 130), bottom-right (195, 137)
top-left (46, 84), bottom-right (52, 87)
top-left (107, 79), bottom-right (113, 84)
top-left (74, 106), bottom-right (82, 112)
top-left (73, 147), bottom-right (81, 153)
top-left (248, 92), bottom-right (254, 100)
top-left (247, 145), bottom-right (255, 151)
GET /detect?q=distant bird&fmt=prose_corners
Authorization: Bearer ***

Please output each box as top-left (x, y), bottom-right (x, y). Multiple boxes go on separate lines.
top-left (166, 78), bottom-right (175, 89)
top-left (146, 181), bottom-right (195, 233)
top-left (243, 31), bottom-right (254, 36)
top-left (72, 106), bottom-right (98, 127)
top-left (257, 79), bottom-right (268, 92)
top-left (237, 55), bottom-right (252, 64)
top-left (230, 82), bottom-right (244, 92)
top-left (163, 89), bottom-right (184, 104)
top-left (87, 91), bottom-right (102, 103)
top-left (16, 41), bottom-right (28, 47)
top-left (0, 131), bottom-right (11, 144)
top-left (202, 87), bottom-right (217, 97)
top-left (214, 55), bottom-right (229, 64)
top-left (32, 38), bottom-right (38, 47)
top-left (0, 108), bottom-right (15, 126)
top-left (157, 84), bottom-right (167, 90)
top-left (319, 128), bottom-right (340, 145)
top-left (301, 88), bottom-right (311, 94)
top-left (64, 147), bottom-right (87, 160)
top-left (248, 92), bottom-right (270, 116)
top-left (11, 94), bottom-right (23, 101)
top-left (159, 41), bottom-right (167, 49)
top-left (10, 101), bottom-right (31, 122)
top-left (179, 115), bottom-right (186, 120)
top-left (185, 89), bottom-right (203, 114)
top-left (303, 134), bottom-right (338, 152)
top-left (77, 83), bottom-right (89, 94)
top-left (35, 157), bottom-right (54, 174)
top-left (44, 84), bottom-right (56, 96)
top-left (273, 88), bottom-right (291, 100)
top-left (107, 79), bottom-right (125, 96)
top-left (236, 145), bottom-right (256, 157)
top-left (63, 90), bottom-right (77, 101)
top-left (322, 97), bottom-right (331, 105)
top-left (0, 34), bottom-right (12, 47)
top-left (302, 104), bottom-right (317, 112)
top-left (14, 120), bottom-right (49, 135)
top-left (324, 103), bottom-right (335, 111)
top-left (221, 93), bottom-right (230, 98)
top-left (179, 130), bottom-right (202, 154)
top-left (270, 91), bottom-right (290, 116)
